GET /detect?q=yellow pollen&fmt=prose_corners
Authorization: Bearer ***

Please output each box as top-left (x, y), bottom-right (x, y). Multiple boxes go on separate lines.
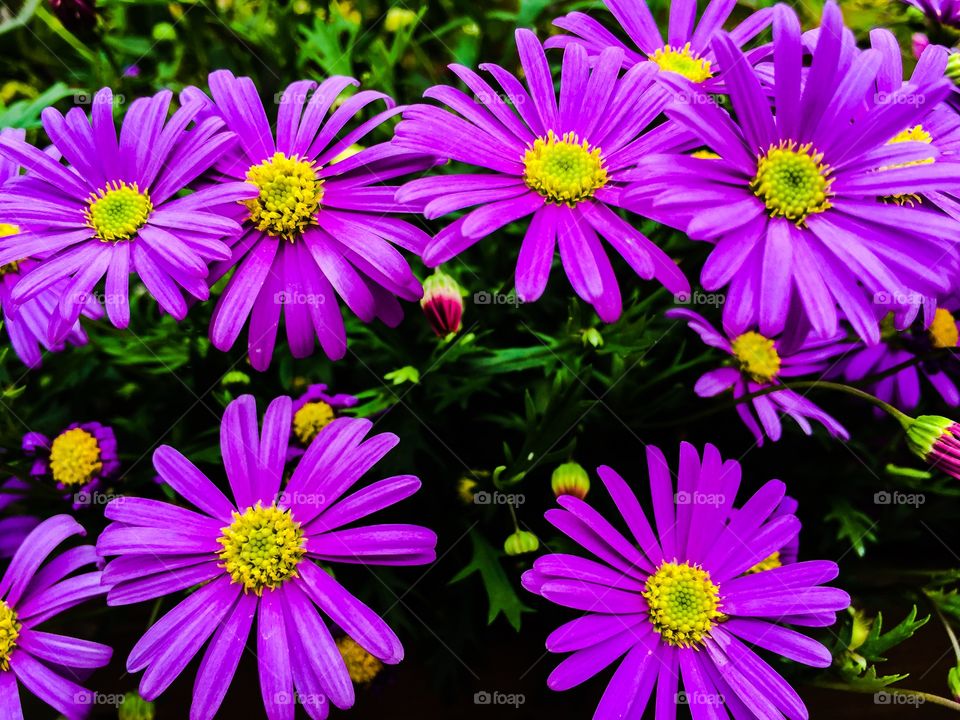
top-left (292, 401), bottom-right (336, 445)
top-left (337, 636), bottom-right (383, 683)
top-left (49, 428), bottom-right (102, 488)
top-left (691, 150), bottom-right (721, 160)
top-left (930, 308), bottom-right (959, 349)
top-left (731, 331), bottom-right (781, 383)
top-left (644, 561), bottom-right (723, 648)
top-left (746, 551), bottom-right (782, 574)
top-left (523, 131), bottom-right (608, 206)
top-left (0, 601), bottom-right (20, 671)
top-left (752, 140), bottom-right (833, 224)
top-left (881, 125), bottom-right (934, 205)
top-left (85, 181), bottom-right (153, 242)
top-left (0, 225), bottom-right (22, 275)
top-left (244, 152), bottom-right (323, 240)
top-left (218, 502), bottom-right (306, 594)
top-left (649, 43), bottom-right (714, 83)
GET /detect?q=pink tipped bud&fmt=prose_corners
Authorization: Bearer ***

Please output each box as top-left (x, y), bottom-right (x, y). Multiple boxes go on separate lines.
top-left (551, 461), bottom-right (590, 500)
top-left (420, 270), bottom-right (463, 337)
top-left (912, 32), bottom-right (930, 59)
top-left (905, 415), bottom-right (960, 480)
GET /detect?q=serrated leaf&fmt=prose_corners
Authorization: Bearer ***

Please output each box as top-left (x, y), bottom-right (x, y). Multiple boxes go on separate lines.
top-left (825, 500), bottom-right (877, 557)
top-left (858, 606), bottom-right (928, 662)
top-left (839, 664), bottom-right (910, 692)
top-left (450, 530), bottom-right (531, 631)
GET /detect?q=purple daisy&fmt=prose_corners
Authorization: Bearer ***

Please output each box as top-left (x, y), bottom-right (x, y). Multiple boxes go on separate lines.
top-left (0, 89), bottom-right (250, 334)
top-left (628, 2), bottom-right (960, 344)
top-left (181, 70), bottom-right (435, 370)
top-left (394, 30), bottom-right (692, 322)
top-left (522, 442), bottom-right (850, 718)
top-left (903, 0), bottom-right (960, 28)
top-left (0, 128), bottom-right (99, 367)
top-left (289, 382), bottom-right (358, 457)
top-left (0, 515), bottom-right (112, 718)
top-left (97, 394), bottom-right (436, 719)
top-left (839, 307), bottom-right (960, 410)
top-left (546, 0), bottom-right (773, 91)
top-left (667, 308), bottom-right (850, 446)
top-left (23, 422), bottom-right (119, 508)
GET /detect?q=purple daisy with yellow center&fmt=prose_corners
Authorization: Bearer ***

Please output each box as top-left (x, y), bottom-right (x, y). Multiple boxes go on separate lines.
top-left (547, 0), bottom-right (773, 91)
top-left (394, 30), bottom-right (692, 322)
top-left (628, 2), bottom-right (960, 345)
top-left (523, 442), bottom-right (850, 718)
top-left (668, 308), bottom-right (850, 445)
top-left (289, 382), bottom-right (358, 457)
top-left (97, 394), bottom-right (436, 719)
top-left (23, 422), bottom-right (119, 507)
top-left (0, 515), bottom-right (111, 718)
top-left (0, 89), bottom-right (251, 333)
top-left (181, 70), bottom-right (435, 370)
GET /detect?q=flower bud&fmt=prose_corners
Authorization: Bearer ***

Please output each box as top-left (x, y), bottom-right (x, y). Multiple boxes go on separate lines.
top-left (385, 7), bottom-right (417, 32)
top-left (119, 692), bottom-right (155, 720)
top-left (949, 663), bottom-right (960, 702)
top-left (420, 270), bottom-right (464, 337)
top-left (551, 461), bottom-right (590, 500)
top-left (948, 52), bottom-right (960, 87)
top-left (504, 530), bottom-right (539, 556)
top-left (904, 415), bottom-right (960, 480)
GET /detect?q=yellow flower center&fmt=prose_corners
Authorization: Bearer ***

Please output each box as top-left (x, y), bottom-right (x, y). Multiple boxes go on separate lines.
top-left (752, 141), bottom-right (833, 223)
top-left (85, 181), bottom-right (153, 242)
top-left (244, 152), bottom-right (323, 240)
top-left (643, 561), bottom-right (723, 648)
top-left (292, 401), bottom-right (336, 445)
top-left (746, 551), bottom-right (783, 574)
top-left (0, 226), bottom-right (22, 276)
top-left (337, 636), bottom-right (383, 683)
top-left (218, 502), bottom-right (306, 594)
top-left (0, 601), bottom-right (20, 671)
top-left (49, 428), bottom-right (102, 488)
top-left (649, 43), bottom-right (714, 83)
top-left (731, 331), bottom-right (782, 383)
top-left (882, 124), bottom-right (933, 205)
top-left (523, 131), bottom-right (608, 206)
top-left (691, 149), bottom-right (721, 160)
top-left (930, 308), bottom-right (959, 349)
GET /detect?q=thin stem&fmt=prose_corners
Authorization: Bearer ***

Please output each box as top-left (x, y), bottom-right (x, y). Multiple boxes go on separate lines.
top-left (812, 682), bottom-right (960, 712)
top-left (34, 5), bottom-right (95, 64)
top-left (936, 606), bottom-right (960, 664)
top-left (781, 381), bottom-right (912, 426)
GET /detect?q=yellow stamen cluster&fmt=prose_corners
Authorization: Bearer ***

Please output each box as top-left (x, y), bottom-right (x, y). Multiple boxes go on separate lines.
top-left (244, 152), bottom-right (323, 240)
top-left (85, 181), bottom-right (153, 242)
top-left (49, 428), bottom-right (102, 487)
top-left (746, 551), bottom-right (783, 574)
top-left (691, 150), bottom-right (721, 160)
top-left (644, 561), bottom-right (723, 647)
top-left (930, 308), bottom-right (959, 349)
top-left (292, 401), bottom-right (336, 445)
top-left (218, 502), bottom-right (306, 594)
top-left (731, 331), bottom-right (782, 383)
top-left (523, 131), bottom-right (608, 206)
top-left (0, 601), bottom-right (19, 671)
top-left (0, 225), bottom-right (22, 276)
top-left (882, 124), bottom-right (934, 206)
top-left (337, 636), bottom-right (383, 683)
top-left (649, 43), bottom-right (714, 84)
top-left (752, 141), bottom-right (834, 223)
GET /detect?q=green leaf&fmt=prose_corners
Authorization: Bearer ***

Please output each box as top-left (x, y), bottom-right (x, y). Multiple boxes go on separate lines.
top-left (825, 500), bottom-right (877, 557)
top-left (840, 665), bottom-right (910, 692)
top-left (450, 530), bottom-right (531, 631)
top-left (857, 606), bottom-right (928, 663)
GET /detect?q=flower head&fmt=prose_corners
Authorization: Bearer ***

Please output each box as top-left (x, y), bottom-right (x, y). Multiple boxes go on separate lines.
top-left (181, 71), bottom-right (435, 370)
top-left (547, 0), bottom-right (773, 91)
top-left (395, 30), bottom-right (692, 323)
top-left (289, 383), bottom-right (358, 455)
top-left (97, 394), bottom-right (436, 719)
top-left (0, 515), bottom-right (112, 718)
top-left (420, 269), bottom-right (464, 337)
top-left (903, 0), bottom-right (960, 28)
top-left (550, 461), bottom-right (590, 500)
top-left (23, 422), bottom-right (119, 506)
top-left (522, 443), bottom-right (849, 717)
top-left (669, 308), bottom-right (851, 445)
top-left (902, 413), bottom-right (960, 479)
top-left (0, 89), bottom-right (251, 334)
top-left (630, 3), bottom-right (960, 345)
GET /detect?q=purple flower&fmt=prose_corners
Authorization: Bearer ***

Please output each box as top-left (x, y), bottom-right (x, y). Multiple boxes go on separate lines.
top-left (23, 422), bottom-right (120, 507)
top-left (97, 394), bottom-right (436, 719)
top-left (523, 442), bottom-right (849, 717)
top-left (628, 3), bottom-right (960, 345)
top-left (0, 478), bottom-right (39, 558)
top-left (394, 30), bottom-right (692, 322)
top-left (546, 0), bottom-right (773, 91)
top-left (668, 308), bottom-right (850, 445)
top-left (840, 307), bottom-right (960, 410)
top-left (0, 89), bottom-right (250, 334)
top-left (181, 70), bottom-right (435, 370)
top-left (0, 128), bottom-right (99, 367)
top-left (289, 382), bottom-right (358, 456)
top-left (0, 515), bottom-right (112, 718)
top-left (903, 0), bottom-right (960, 28)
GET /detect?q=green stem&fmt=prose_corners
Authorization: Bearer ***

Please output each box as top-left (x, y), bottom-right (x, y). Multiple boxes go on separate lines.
top-left (780, 381), bottom-right (912, 427)
top-left (34, 4), bottom-right (96, 64)
top-left (935, 605), bottom-right (960, 665)
top-left (812, 682), bottom-right (960, 712)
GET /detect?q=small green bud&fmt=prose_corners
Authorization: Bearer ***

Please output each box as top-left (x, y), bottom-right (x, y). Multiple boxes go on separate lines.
top-left (948, 52), bottom-right (960, 86)
top-left (119, 692), bottom-right (155, 720)
top-left (504, 530), bottom-right (539, 556)
top-left (948, 663), bottom-right (960, 702)
top-left (551, 461), bottom-right (590, 500)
